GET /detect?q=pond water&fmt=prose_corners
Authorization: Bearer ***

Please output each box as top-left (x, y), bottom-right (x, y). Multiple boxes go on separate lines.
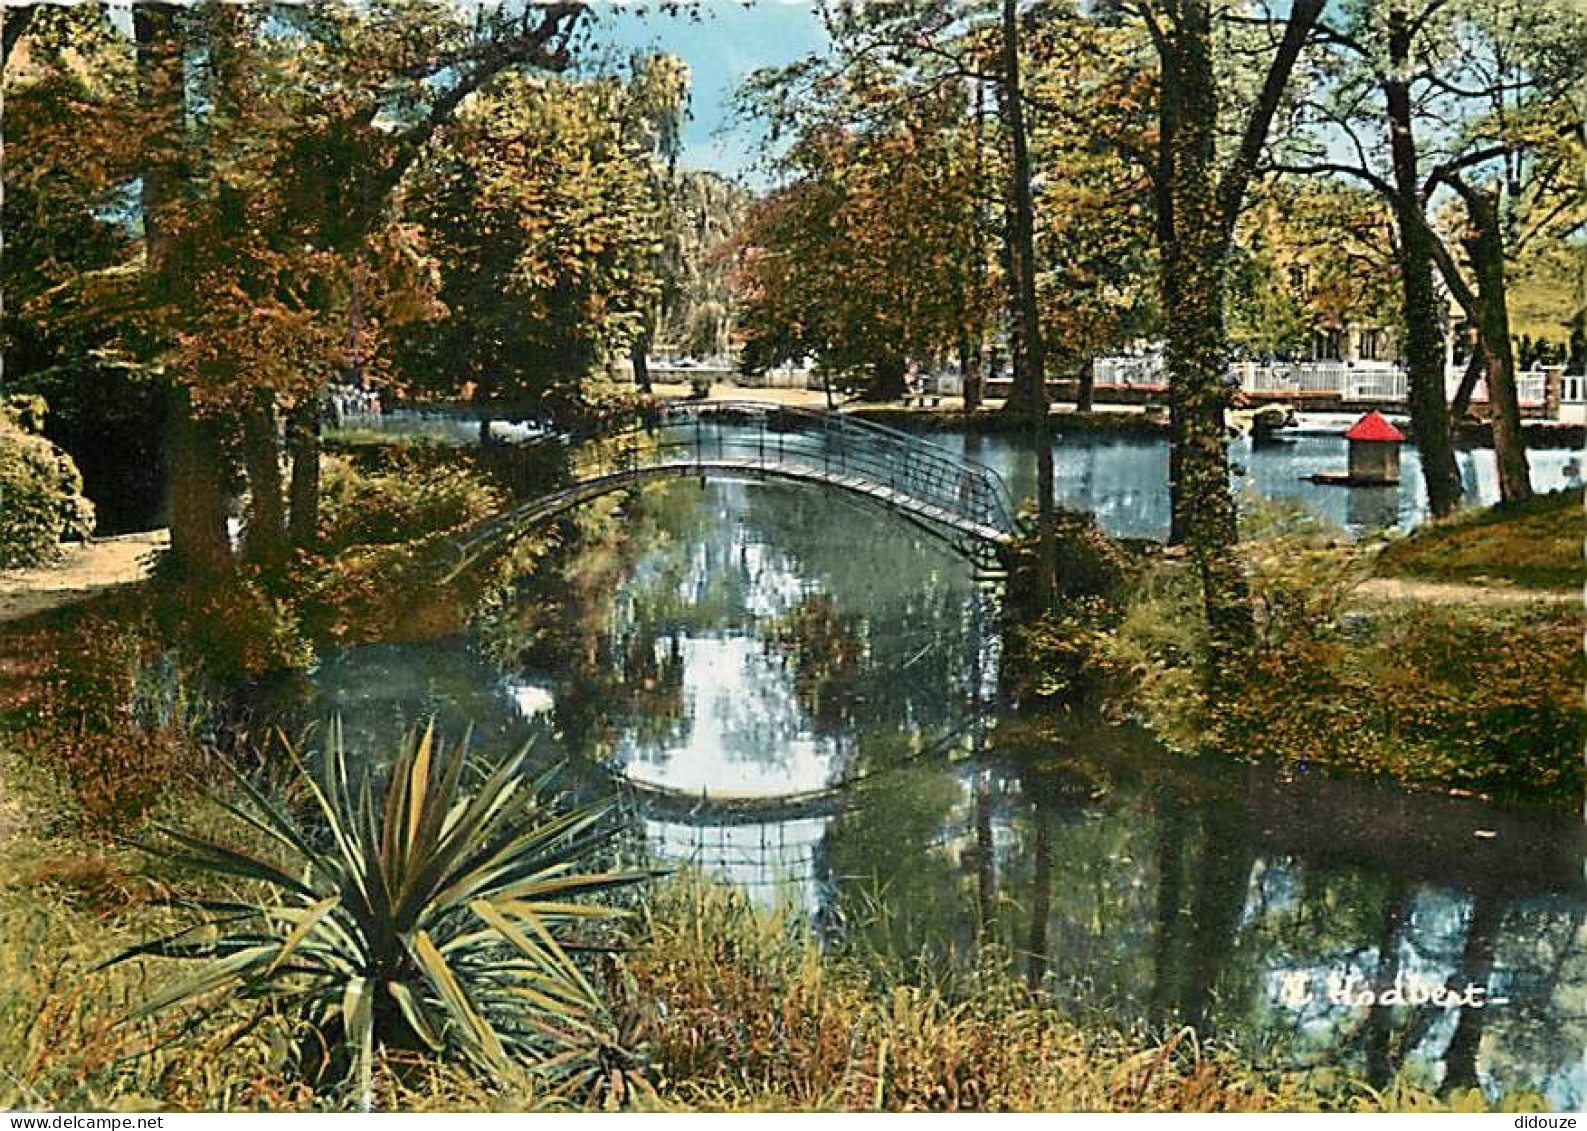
top-left (305, 427), bottom-right (1585, 1106)
top-left (933, 424), bottom-right (1582, 539)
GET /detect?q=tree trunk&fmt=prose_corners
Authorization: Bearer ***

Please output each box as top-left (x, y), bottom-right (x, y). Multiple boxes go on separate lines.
top-left (867, 355), bottom-right (909, 401)
top-left (1160, 0), bottom-right (1253, 660)
top-left (631, 332), bottom-right (653, 395)
top-left (1449, 345), bottom-right (1484, 420)
top-left (999, 0), bottom-right (1048, 420)
top-left (137, 3), bottom-right (232, 575)
top-left (1000, 0), bottom-right (1056, 601)
top-left (960, 336), bottom-right (984, 414)
top-left (167, 386), bottom-right (233, 576)
top-left (287, 396), bottom-right (322, 549)
top-left (1076, 358), bottom-right (1095, 413)
top-left (1461, 183), bottom-right (1531, 502)
top-left (1384, 5), bottom-right (1462, 519)
top-left (242, 388), bottom-right (287, 566)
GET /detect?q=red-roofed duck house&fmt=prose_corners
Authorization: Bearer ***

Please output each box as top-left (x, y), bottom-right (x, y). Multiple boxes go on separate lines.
top-left (1344, 410), bottom-right (1405, 485)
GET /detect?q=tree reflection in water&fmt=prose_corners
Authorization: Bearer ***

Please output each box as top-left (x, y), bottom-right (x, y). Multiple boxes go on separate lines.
top-left (307, 473), bottom-right (1586, 1107)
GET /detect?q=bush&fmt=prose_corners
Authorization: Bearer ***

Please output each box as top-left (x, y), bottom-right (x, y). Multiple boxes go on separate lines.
top-left (1003, 509), bottom-right (1138, 709)
top-left (318, 451), bottom-right (502, 552)
top-left (0, 395), bottom-right (95, 567)
top-left (152, 570), bottom-right (314, 685)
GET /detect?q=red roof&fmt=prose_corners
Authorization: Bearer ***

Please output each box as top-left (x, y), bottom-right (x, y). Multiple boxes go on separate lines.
top-left (1345, 410), bottom-right (1405, 443)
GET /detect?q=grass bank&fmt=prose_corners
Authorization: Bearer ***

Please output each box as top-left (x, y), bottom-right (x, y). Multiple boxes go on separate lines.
top-left (0, 808), bottom-right (1524, 1114)
top-left (1374, 488), bottom-right (1584, 590)
top-left (1009, 501), bottom-right (1584, 810)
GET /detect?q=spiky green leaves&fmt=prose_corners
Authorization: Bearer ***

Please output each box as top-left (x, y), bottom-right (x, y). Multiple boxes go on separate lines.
top-left (112, 721), bottom-right (649, 1101)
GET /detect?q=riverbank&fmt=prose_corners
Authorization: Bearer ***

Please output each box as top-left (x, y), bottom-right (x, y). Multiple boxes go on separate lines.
top-left (1374, 488), bottom-right (1585, 590)
top-left (1085, 494), bottom-right (1585, 810)
top-left (0, 799), bottom-right (1517, 1112)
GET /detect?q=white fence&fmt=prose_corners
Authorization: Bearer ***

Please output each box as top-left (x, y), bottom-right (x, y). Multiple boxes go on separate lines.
top-left (1087, 356), bottom-right (1580, 408)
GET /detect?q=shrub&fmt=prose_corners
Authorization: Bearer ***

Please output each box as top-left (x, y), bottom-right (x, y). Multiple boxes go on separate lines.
top-left (0, 395), bottom-right (95, 567)
top-left (318, 452), bottom-right (503, 552)
top-left (116, 724), bottom-right (646, 1105)
top-left (152, 569), bottom-right (314, 685)
top-left (1004, 508), bottom-right (1139, 709)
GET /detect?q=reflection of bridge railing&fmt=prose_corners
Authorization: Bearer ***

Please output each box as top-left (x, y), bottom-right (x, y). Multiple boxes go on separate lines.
top-left (447, 401), bottom-right (1018, 579)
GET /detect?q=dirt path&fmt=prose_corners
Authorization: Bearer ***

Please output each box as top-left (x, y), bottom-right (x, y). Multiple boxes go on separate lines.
top-left (0, 530), bottom-right (168, 625)
top-left (1355, 576), bottom-right (1579, 606)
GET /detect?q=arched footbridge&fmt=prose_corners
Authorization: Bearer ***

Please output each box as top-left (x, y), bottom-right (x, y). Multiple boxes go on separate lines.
top-left (445, 401), bottom-right (1019, 579)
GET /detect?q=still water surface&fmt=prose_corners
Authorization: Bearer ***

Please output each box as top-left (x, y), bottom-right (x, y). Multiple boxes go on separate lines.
top-left (309, 428), bottom-right (1585, 1105)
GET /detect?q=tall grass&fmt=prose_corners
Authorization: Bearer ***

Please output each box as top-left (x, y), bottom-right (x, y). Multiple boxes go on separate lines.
top-left (607, 876), bottom-right (1495, 1113)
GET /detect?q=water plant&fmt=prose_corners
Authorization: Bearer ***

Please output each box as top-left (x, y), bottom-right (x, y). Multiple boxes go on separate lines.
top-left (112, 723), bottom-right (646, 1106)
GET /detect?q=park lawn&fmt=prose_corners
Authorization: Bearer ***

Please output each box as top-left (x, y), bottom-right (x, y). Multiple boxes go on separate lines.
top-left (1373, 487), bottom-right (1584, 590)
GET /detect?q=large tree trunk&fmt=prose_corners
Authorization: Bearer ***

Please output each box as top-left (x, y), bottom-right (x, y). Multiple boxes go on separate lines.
top-left (242, 388), bottom-right (287, 566)
top-left (1460, 183), bottom-right (1531, 502)
top-left (1076, 358), bottom-right (1095, 414)
top-left (167, 386), bottom-right (233, 576)
top-left (137, 3), bottom-right (232, 574)
top-left (288, 397), bottom-right (322, 549)
top-left (1160, 0), bottom-right (1253, 661)
top-left (1384, 6), bottom-right (1462, 519)
top-left (1000, 0), bottom-right (1056, 600)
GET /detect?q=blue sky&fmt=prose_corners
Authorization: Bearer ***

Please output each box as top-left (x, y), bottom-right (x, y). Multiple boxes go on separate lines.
top-left (591, 1), bottom-right (830, 182)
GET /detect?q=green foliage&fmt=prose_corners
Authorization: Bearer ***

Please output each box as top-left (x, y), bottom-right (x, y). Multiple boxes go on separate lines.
top-left (398, 70), bottom-right (663, 416)
top-left (1105, 502), bottom-right (1583, 803)
top-left (0, 396), bottom-right (95, 566)
top-left (1373, 488), bottom-right (1585, 590)
top-left (733, 73), bottom-right (996, 395)
top-left (151, 570), bottom-right (314, 686)
top-left (116, 724), bottom-right (645, 1103)
top-left (317, 452), bottom-right (503, 553)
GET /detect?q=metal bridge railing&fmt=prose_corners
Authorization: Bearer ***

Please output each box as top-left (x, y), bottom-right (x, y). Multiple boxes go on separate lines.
top-left (562, 401), bottom-right (1018, 539)
top-left (444, 402), bottom-right (1018, 580)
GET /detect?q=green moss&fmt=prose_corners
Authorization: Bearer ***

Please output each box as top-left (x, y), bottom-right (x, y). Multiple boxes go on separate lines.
top-left (1374, 488), bottom-right (1584, 590)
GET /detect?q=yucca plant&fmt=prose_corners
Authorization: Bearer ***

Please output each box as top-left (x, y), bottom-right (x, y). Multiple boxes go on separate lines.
top-left (112, 722), bottom-right (648, 1106)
